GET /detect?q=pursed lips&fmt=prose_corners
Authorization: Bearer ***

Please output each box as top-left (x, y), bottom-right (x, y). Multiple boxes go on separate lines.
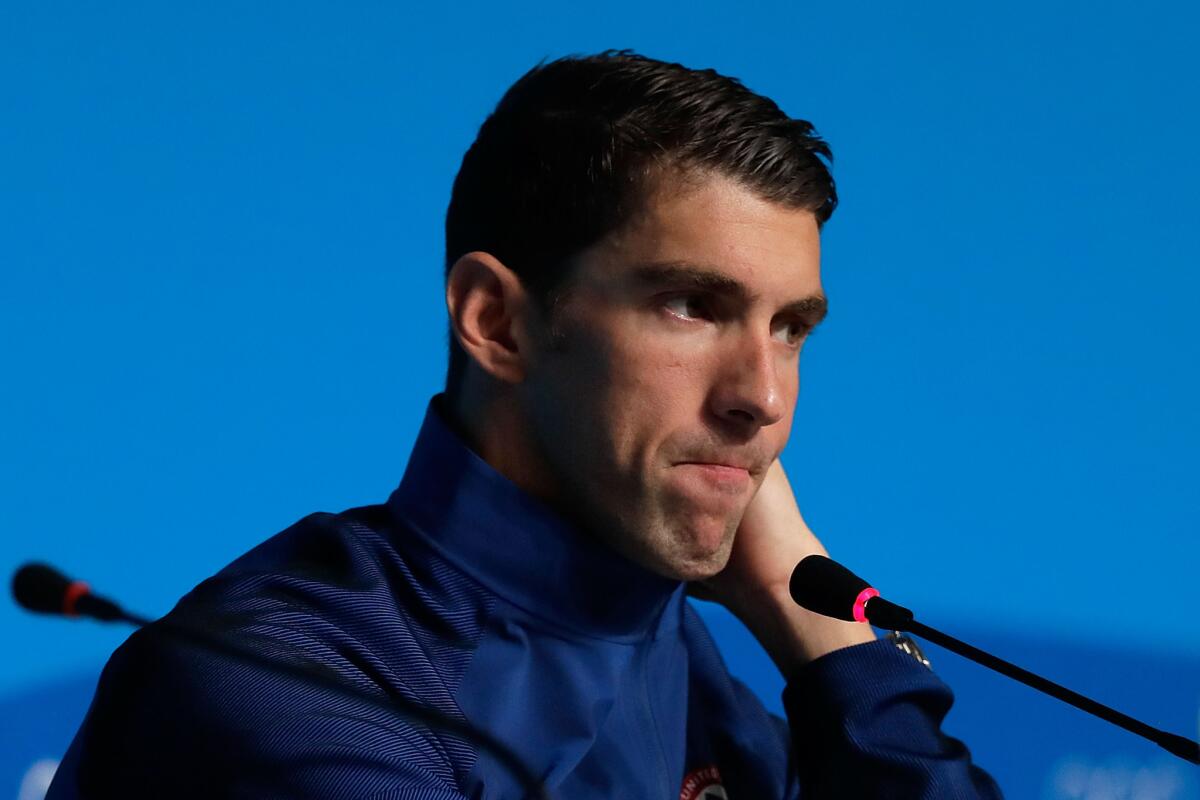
top-left (680, 462), bottom-right (748, 472)
top-left (675, 460), bottom-right (754, 474)
top-left (672, 462), bottom-right (753, 497)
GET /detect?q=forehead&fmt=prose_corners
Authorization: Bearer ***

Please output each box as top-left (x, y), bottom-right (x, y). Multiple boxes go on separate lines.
top-left (575, 172), bottom-right (822, 297)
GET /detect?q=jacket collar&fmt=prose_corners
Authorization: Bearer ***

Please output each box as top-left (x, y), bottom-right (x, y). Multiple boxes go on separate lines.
top-left (387, 394), bottom-right (684, 642)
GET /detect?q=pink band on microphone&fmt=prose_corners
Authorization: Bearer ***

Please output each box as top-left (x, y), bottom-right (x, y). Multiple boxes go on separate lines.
top-left (852, 587), bottom-right (879, 623)
top-left (63, 581), bottom-right (90, 617)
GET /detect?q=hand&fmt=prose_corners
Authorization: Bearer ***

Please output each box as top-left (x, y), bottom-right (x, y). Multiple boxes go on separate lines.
top-left (691, 457), bottom-right (875, 674)
top-left (691, 458), bottom-right (827, 617)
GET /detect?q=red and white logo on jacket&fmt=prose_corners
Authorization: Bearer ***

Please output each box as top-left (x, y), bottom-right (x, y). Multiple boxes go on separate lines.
top-left (679, 765), bottom-right (728, 800)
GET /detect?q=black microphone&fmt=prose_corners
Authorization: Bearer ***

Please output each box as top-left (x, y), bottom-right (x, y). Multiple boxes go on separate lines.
top-left (789, 552), bottom-right (914, 629)
top-left (790, 554), bottom-right (1200, 766)
top-left (12, 562), bottom-right (150, 626)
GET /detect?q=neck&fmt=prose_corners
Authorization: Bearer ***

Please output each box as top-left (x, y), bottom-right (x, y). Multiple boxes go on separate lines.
top-left (443, 381), bottom-right (562, 513)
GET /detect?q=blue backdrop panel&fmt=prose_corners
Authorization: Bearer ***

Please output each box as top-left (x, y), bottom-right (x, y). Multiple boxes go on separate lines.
top-left (3, 1), bottom-right (1199, 798)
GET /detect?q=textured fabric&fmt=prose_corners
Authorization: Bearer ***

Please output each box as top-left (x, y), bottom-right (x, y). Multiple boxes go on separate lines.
top-left (47, 394), bottom-right (1002, 799)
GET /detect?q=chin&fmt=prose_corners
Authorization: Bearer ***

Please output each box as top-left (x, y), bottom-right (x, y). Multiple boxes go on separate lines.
top-left (656, 539), bottom-right (734, 583)
top-left (666, 560), bottom-right (726, 583)
top-left (611, 510), bottom-right (735, 581)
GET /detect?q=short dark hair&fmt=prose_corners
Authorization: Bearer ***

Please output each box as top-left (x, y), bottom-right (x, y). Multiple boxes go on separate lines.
top-left (443, 49), bottom-right (837, 397)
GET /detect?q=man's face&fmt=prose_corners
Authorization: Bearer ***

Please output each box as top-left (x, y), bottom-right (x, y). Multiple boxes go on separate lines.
top-left (517, 171), bottom-right (825, 582)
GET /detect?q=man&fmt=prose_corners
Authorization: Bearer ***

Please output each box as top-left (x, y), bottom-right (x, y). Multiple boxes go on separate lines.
top-left (48, 50), bottom-right (1002, 798)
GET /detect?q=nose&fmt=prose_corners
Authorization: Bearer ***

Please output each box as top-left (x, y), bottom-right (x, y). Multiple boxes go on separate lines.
top-left (709, 328), bottom-right (789, 430)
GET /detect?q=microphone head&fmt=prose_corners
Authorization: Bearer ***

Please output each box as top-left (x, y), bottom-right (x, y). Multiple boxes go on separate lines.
top-left (789, 554), bottom-right (874, 622)
top-left (12, 562), bottom-right (74, 614)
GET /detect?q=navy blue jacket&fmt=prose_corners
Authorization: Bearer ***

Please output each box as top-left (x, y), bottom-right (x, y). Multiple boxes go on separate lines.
top-left (48, 395), bottom-right (1002, 798)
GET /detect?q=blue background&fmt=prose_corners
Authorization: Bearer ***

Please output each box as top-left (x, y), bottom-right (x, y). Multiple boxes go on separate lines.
top-left (3, 1), bottom-right (1198, 798)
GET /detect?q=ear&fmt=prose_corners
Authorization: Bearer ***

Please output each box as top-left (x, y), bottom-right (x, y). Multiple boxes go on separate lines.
top-left (445, 251), bottom-right (535, 385)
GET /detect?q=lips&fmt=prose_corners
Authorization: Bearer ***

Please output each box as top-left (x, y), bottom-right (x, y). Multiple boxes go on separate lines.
top-left (673, 462), bottom-right (751, 496)
top-left (678, 462), bottom-right (750, 474)
top-left (675, 459), bottom-right (755, 474)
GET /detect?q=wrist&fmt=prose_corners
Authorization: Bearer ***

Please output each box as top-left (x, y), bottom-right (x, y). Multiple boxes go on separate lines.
top-left (734, 585), bottom-right (876, 677)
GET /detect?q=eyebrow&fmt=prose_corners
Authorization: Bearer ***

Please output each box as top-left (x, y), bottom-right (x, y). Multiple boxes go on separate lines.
top-left (628, 261), bottom-right (828, 325)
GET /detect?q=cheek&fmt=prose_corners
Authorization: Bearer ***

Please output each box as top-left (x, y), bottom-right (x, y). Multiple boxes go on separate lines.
top-left (619, 358), bottom-right (707, 435)
top-left (526, 325), bottom-right (629, 472)
top-left (599, 336), bottom-right (716, 466)
top-left (537, 308), bottom-right (719, 476)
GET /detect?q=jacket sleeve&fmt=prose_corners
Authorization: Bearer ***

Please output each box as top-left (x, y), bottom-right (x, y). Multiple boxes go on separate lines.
top-left (44, 619), bottom-right (479, 800)
top-left (781, 639), bottom-right (1004, 799)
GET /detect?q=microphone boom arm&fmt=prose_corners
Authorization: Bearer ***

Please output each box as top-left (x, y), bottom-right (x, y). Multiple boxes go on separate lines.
top-left (881, 608), bottom-right (1200, 765)
top-left (790, 554), bottom-right (1200, 766)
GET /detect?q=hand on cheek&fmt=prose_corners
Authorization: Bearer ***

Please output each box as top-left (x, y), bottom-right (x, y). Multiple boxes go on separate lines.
top-left (691, 458), bottom-right (875, 674)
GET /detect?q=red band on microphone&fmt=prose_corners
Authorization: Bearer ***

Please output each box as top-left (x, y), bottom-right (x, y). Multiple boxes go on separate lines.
top-left (62, 581), bottom-right (90, 617)
top-left (852, 587), bottom-right (879, 623)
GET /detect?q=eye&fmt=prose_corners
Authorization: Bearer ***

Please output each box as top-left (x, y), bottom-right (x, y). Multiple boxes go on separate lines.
top-left (773, 319), bottom-right (811, 347)
top-left (662, 294), bottom-right (712, 321)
